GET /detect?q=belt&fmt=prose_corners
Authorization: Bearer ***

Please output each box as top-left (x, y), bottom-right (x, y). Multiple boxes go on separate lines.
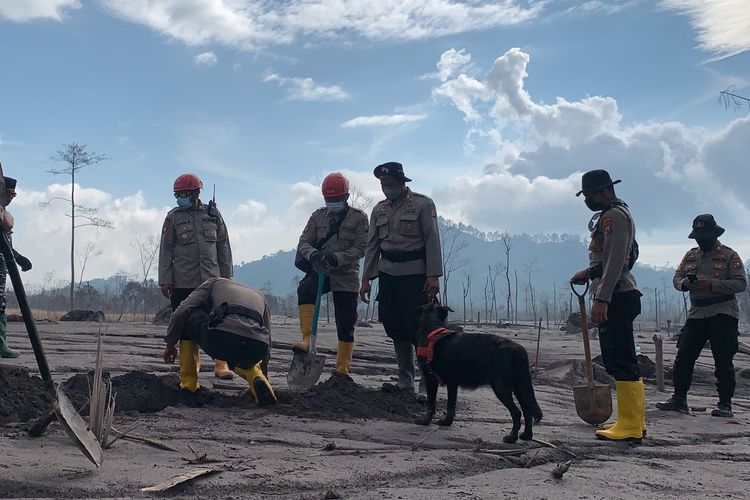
top-left (380, 247), bottom-right (426, 263)
top-left (208, 302), bottom-right (264, 328)
top-left (691, 295), bottom-right (735, 307)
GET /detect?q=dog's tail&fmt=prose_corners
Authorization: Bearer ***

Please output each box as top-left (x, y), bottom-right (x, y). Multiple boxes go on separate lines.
top-left (514, 347), bottom-right (543, 423)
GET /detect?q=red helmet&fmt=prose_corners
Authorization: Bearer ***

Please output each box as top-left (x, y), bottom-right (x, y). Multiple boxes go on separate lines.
top-left (322, 172), bottom-right (349, 198)
top-left (173, 173), bottom-right (203, 192)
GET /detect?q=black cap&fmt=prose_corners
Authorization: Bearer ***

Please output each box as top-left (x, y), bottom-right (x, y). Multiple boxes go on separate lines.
top-left (688, 214), bottom-right (724, 239)
top-left (576, 169), bottom-right (621, 197)
top-left (373, 162), bottom-right (412, 183)
top-left (3, 176), bottom-right (16, 190)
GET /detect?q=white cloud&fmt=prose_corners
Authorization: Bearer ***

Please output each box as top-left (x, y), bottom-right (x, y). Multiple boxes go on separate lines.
top-left (194, 51), bottom-right (218, 66)
top-left (431, 47), bottom-right (750, 266)
top-left (264, 73), bottom-right (350, 102)
top-left (437, 48), bottom-right (473, 82)
top-left (0, 0), bottom-right (80, 21)
top-left (342, 114), bottom-right (428, 128)
top-left (98, 0), bottom-right (544, 49)
top-left (662, 0), bottom-right (750, 60)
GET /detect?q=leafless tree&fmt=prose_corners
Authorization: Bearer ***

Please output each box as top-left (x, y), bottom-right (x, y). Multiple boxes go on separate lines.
top-left (501, 232), bottom-right (513, 322)
top-left (525, 258), bottom-right (538, 321)
top-left (488, 264), bottom-right (503, 324)
top-left (44, 142), bottom-right (111, 310)
top-left (131, 234), bottom-right (160, 320)
top-left (76, 240), bottom-right (102, 291)
top-left (462, 273), bottom-right (471, 325)
top-left (440, 223), bottom-right (470, 307)
top-left (350, 184), bottom-right (374, 212)
top-left (719, 87), bottom-right (750, 112)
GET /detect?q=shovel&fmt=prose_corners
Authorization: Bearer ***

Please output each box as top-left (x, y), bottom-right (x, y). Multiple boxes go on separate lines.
top-left (0, 232), bottom-right (103, 466)
top-left (287, 271), bottom-right (326, 391)
top-left (570, 281), bottom-right (612, 425)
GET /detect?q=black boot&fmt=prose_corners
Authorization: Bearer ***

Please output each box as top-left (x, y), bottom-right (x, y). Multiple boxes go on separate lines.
top-left (656, 395), bottom-right (689, 413)
top-left (710, 402), bottom-right (733, 418)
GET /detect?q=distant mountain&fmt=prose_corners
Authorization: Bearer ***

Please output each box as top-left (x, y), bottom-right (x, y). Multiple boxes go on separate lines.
top-left (230, 218), bottom-right (685, 322)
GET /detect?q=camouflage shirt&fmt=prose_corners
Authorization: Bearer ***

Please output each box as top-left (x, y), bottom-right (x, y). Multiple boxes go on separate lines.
top-left (673, 242), bottom-right (747, 319)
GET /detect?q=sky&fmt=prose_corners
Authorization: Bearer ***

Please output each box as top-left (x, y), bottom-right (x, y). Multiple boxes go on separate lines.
top-left (1, 0), bottom-right (749, 288)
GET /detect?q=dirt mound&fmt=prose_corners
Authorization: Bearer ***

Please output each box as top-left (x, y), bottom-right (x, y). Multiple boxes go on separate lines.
top-left (276, 374), bottom-right (422, 422)
top-left (59, 310), bottom-right (105, 322)
top-left (0, 367), bottom-right (54, 425)
top-left (540, 359), bottom-right (615, 388)
top-left (62, 371), bottom-right (253, 414)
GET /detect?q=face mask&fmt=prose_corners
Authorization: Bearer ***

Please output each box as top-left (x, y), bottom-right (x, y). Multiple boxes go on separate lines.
top-left (326, 201), bottom-right (347, 213)
top-left (383, 186), bottom-right (403, 201)
top-left (585, 198), bottom-right (607, 212)
top-left (176, 197), bottom-right (193, 209)
top-left (696, 238), bottom-right (716, 252)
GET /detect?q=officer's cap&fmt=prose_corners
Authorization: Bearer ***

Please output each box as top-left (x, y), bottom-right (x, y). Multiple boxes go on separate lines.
top-left (688, 214), bottom-right (725, 239)
top-left (3, 176), bottom-right (16, 191)
top-left (576, 169), bottom-right (621, 197)
top-left (373, 162), bottom-right (412, 183)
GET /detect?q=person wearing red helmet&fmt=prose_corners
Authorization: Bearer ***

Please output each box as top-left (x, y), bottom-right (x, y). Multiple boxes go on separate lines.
top-left (294, 172), bottom-right (369, 379)
top-left (158, 173), bottom-right (236, 385)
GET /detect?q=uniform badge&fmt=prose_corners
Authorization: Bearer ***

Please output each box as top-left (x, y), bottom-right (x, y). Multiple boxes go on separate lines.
top-left (601, 217), bottom-right (613, 235)
top-left (731, 255), bottom-right (742, 269)
top-left (161, 219), bottom-right (171, 235)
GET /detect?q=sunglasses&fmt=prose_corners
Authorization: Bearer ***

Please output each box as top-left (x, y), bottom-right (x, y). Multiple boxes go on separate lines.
top-left (174, 191), bottom-right (196, 199)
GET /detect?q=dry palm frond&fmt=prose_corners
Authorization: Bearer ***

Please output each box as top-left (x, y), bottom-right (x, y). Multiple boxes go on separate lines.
top-left (90, 325), bottom-right (116, 446)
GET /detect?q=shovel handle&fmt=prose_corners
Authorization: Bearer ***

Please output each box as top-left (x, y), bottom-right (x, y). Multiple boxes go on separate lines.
top-left (0, 232), bottom-right (53, 385)
top-left (570, 282), bottom-right (595, 388)
top-left (309, 271), bottom-right (326, 353)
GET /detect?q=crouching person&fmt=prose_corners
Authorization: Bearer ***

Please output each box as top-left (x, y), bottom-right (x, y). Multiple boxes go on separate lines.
top-left (163, 277), bottom-right (276, 406)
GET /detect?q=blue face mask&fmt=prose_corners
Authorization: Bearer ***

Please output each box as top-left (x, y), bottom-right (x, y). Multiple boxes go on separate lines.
top-left (176, 198), bottom-right (193, 209)
top-left (326, 201), bottom-right (347, 213)
top-left (382, 186), bottom-right (403, 201)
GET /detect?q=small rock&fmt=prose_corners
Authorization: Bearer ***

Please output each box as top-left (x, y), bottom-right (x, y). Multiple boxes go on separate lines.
top-left (324, 490), bottom-right (341, 499)
top-left (739, 368), bottom-right (750, 380)
top-left (356, 320), bottom-right (373, 328)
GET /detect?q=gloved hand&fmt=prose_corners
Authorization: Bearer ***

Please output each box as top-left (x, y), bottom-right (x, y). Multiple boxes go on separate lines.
top-left (310, 250), bottom-right (325, 269)
top-left (322, 252), bottom-right (338, 267)
top-left (13, 251), bottom-right (32, 272)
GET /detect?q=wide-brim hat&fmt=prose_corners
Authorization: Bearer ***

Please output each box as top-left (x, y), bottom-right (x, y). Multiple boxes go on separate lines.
top-left (373, 162), bottom-right (412, 183)
top-left (688, 214), bottom-right (725, 239)
top-left (576, 169), bottom-right (621, 197)
top-left (3, 176), bottom-right (16, 191)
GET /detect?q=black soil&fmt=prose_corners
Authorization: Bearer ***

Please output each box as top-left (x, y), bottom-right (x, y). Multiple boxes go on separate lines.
top-left (276, 374), bottom-right (423, 422)
top-left (1, 368), bottom-right (421, 425)
top-left (0, 367), bottom-right (54, 425)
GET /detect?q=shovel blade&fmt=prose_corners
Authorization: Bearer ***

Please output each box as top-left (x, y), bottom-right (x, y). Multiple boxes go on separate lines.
top-left (54, 387), bottom-right (103, 467)
top-left (572, 384), bottom-right (613, 425)
top-left (287, 352), bottom-right (326, 391)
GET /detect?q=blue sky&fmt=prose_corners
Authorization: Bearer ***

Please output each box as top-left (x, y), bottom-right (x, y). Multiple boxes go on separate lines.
top-left (1, 0), bottom-right (749, 286)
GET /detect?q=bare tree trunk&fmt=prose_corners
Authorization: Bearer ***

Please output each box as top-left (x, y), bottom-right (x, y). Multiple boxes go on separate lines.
top-left (70, 169), bottom-right (75, 311)
top-left (514, 270), bottom-right (518, 325)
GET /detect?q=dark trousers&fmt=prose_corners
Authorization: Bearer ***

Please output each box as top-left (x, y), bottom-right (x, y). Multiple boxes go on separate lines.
top-left (297, 272), bottom-right (357, 342)
top-left (183, 309), bottom-right (268, 371)
top-left (673, 314), bottom-right (739, 404)
top-left (597, 290), bottom-right (642, 381)
top-left (170, 288), bottom-right (195, 311)
top-left (377, 273), bottom-right (428, 344)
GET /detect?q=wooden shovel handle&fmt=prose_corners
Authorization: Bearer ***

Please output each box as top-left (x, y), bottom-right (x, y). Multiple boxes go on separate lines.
top-left (577, 295), bottom-right (595, 388)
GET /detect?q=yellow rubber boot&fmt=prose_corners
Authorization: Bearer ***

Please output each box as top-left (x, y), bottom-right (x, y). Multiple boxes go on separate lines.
top-left (214, 359), bottom-right (234, 379)
top-left (335, 341), bottom-right (354, 378)
top-left (234, 362), bottom-right (277, 406)
top-left (293, 304), bottom-right (315, 353)
top-left (179, 340), bottom-right (200, 392)
top-left (601, 378), bottom-right (647, 435)
top-left (595, 381), bottom-right (644, 442)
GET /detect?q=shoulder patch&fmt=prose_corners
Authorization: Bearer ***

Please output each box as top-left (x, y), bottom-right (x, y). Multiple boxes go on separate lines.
top-left (601, 216), bottom-right (614, 235)
top-left (731, 254), bottom-right (743, 269)
top-left (162, 218), bottom-right (171, 235)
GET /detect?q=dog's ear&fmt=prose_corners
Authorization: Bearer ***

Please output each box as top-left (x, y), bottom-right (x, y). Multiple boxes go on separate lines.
top-left (415, 303), bottom-right (433, 313)
top-left (437, 305), bottom-right (452, 322)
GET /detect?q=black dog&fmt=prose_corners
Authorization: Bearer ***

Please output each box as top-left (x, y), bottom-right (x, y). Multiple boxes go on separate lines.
top-left (415, 304), bottom-right (542, 444)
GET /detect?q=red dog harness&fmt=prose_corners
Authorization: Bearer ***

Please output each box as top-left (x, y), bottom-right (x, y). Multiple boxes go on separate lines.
top-left (416, 327), bottom-right (453, 386)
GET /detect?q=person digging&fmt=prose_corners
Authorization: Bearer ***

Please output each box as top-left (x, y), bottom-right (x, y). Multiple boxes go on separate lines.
top-left (163, 277), bottom-right (276, 406)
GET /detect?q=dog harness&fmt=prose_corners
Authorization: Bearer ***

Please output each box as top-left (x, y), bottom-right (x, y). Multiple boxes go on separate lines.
top-left (416, 327), bottom-right (453, 386)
